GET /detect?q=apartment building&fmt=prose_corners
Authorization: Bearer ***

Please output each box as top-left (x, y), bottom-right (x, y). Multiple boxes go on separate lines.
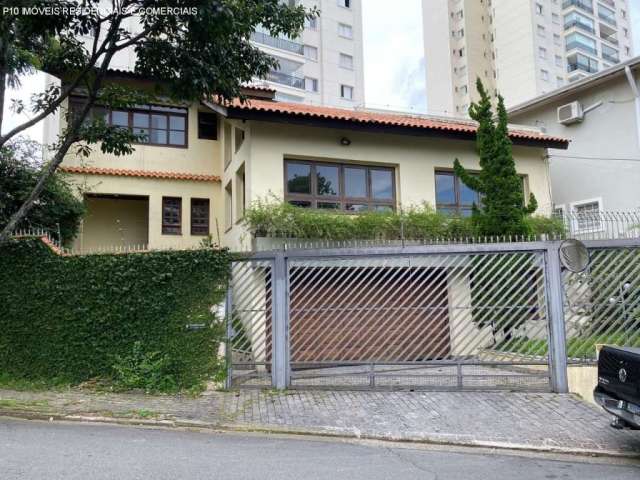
top-left (423, 0), bottom-right (634, 116)
top-left (250, 0), bottom-right (365, 108)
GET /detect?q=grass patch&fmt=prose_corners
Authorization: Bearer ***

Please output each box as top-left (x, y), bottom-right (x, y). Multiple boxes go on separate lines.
top-left (0, 373), bottom-right (72, 392)
top-left (496, 331), bottom-right (640, 359)
top-left (0, 398), bottom-right (49, 409)
top-left (126, 409), bottom-right (157, 419)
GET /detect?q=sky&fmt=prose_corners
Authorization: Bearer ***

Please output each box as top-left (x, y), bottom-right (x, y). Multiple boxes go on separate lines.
top-left (361, 0), bottom-right (427, 114)
top-left (4, 0), bottom-right (640, 142)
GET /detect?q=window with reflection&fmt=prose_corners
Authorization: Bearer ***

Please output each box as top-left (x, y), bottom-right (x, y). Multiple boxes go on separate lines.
top-left (285, 160), bottom-right (395, 211)
top-left (435, 170), bottom-right (525, 216)
top-left (69, 97), bottom-right (188, 147)
top-left (435, 170), bottom-right (481, 217)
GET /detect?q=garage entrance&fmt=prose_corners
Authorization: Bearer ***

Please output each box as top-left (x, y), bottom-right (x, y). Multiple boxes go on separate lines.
top-left (228, 243), bottom-right (557, 391)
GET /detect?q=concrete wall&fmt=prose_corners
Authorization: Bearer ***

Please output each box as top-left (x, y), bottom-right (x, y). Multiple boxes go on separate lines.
top-left (568, 364), bottom-right (598, 405)
top-left (224, 120), bottom-right (553, 251)
top-left (510, 70), bottom-right (640, 211)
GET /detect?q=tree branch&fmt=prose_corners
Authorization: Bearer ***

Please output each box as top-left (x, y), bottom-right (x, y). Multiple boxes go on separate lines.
top-left (0, 17), bottom-right (124, 243)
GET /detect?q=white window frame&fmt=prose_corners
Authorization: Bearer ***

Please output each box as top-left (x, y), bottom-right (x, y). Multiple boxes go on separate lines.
top-left (338, 23), bottom-right (353, 39)
top-left (340, 84), bottom-right (354, 100)
top-left (304, 76), bottom-right (319, 92)
top-left (570, 197), bottom-right (604, 233)
top-left (339, 52), bottom-right (354, 70)
top-left (304, 45), bottom-right (318, 61)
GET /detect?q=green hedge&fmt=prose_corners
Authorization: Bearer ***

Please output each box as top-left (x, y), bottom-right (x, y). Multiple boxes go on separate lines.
top-left (0, 239), bottom-right (231, 392)
top-left (243, 200), bottom-right (566, 240)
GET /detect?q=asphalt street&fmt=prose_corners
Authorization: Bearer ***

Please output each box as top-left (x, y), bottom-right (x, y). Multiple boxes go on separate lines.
top-left (1, 418), bottom-right (639, 479)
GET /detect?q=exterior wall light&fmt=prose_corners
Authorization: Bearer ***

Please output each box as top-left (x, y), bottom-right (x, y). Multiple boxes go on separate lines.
top-left (340, 137), bottom-right (351, 146)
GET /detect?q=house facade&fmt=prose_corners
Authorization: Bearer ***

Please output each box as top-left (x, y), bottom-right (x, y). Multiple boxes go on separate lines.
top-left (55, 75), bottom-right (567, 252)
top-left (509, 56), bottom-right (640, 219)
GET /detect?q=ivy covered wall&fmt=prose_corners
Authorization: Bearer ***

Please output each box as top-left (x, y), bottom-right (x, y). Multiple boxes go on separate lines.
top-left (0, 239), bottom-right (231, 391)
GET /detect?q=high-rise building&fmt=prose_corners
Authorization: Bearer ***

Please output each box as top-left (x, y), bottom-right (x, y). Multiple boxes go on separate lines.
top-left (251, 0), bottom-right (365, 108)
top-left (422, 0), bottom-right (634, 116)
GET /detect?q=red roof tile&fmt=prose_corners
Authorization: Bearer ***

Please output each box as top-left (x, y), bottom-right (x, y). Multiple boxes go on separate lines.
top-left (60, 166), bottom-right (220, 182)
top-left (226, 99), bottom-right (569, 147)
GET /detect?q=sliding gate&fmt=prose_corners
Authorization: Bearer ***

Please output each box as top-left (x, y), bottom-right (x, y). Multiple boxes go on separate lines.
top-left (227, 243), bottom-right (568, 391)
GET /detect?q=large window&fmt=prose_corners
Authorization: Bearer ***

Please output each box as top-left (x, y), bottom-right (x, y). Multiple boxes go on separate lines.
top-left (70, 98), bottom-right (188, 147)
top-left (190, 198), bottom-right (210, 235)
top-left (285, 160), bottom-right (395, 212)
top-left (435, 171), bottom-right (480, 217)
top-left (162, 197), bottom-right (182, 235)
top-left (436, 170), bottom-right (528, 216)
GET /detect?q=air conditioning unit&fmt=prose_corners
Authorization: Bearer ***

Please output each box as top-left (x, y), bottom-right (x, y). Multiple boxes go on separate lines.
top-left (557, 101), bottom-right (584, 125)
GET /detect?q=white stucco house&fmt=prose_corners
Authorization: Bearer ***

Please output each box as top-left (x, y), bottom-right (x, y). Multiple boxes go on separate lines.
top-left (509, 56), bottom-right (640, 220)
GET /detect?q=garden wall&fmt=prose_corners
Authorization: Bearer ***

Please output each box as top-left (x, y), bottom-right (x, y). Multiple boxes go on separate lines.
top-left (0, 238), bottom-right (231, 391)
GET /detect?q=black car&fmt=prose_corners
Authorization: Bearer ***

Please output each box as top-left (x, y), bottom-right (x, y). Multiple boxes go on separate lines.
top-left (594, 346), bottom-right (640, 429)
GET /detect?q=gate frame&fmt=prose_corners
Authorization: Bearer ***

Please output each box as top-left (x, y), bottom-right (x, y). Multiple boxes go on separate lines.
top-left (231, 238), bottom-right (640, 392)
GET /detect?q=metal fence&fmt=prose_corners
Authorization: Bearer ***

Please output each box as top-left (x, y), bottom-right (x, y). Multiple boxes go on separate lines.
top-left (227, 238), bottom-right (640, 392)
top-left (555, 210), bottom-right (640, 241)
top-left (563, 245), bottom-right (640, 363)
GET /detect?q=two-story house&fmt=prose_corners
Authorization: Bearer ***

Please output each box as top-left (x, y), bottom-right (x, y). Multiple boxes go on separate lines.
top-left (53, 72), bottom-right (568, 252)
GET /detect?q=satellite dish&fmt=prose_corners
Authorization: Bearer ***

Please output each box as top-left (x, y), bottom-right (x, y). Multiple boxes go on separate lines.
top-left (559, 239), bottom-right (590, 273)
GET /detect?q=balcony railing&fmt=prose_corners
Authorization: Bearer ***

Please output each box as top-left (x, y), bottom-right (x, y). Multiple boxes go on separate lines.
top-left (266, 70), bottom-right (305, 89)
top-left (251, 30), bottom-right (304, 55)
top-left (568, 60), bottom-right (599, 73)
top-left (562, 0), bottom-right (594, 14)
top-left (598, 13), bottom-right (617, 26)
top-left (600, 34), bottom-right (619, 45)
top-left (566, 40), bottom-right (598, 55)
top-left (602, 52), bottom-right (620, 63)
top-left (599, 0), bottom-right (615, 6)
top-left (564, 19), bottom-right (595, 34)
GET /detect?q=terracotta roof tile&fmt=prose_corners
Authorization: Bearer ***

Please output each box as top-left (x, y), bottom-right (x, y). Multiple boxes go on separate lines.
top-left (60, 166), bottom-right (220, 182)
top-left (226, 99), bottom-right (569, 147)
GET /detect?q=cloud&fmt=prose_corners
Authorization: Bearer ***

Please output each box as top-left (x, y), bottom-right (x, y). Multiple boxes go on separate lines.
top-left (362, 0), bottom-right (427, 113)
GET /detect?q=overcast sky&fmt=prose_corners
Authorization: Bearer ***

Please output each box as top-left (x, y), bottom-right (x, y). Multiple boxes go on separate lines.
top-left (363, 0), bottom-right (640, 113)
top-left (4, 1), bottom-right (640, 142)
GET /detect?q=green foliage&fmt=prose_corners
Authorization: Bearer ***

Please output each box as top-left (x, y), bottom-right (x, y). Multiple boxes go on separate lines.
top-left (0, 137), bottom-right (84, 244)
top-left (243, 199), bottom-right (565, 240)
top-left (111, 341), bottom-right (176, 393)
top-left (0, 239), bottom-right (231, 392)
top-left (453, 79), bottom-right (538, 236)
top-left (497, 330), bottom-right (640, 360)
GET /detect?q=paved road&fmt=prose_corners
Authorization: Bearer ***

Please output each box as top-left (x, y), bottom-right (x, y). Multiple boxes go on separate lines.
top-left (0, 419), bottom-right (639, 479)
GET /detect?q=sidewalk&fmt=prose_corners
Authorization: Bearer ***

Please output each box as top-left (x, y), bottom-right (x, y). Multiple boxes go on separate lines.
top-left (1, 388), bottom-right (639, 457)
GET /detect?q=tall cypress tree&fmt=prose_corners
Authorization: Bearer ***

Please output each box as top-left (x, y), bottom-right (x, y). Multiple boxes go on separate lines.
top-left (454, 79), bottom-right (538, 236)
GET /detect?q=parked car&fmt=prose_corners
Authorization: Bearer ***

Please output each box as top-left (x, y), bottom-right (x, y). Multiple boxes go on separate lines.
top-left (594, 346), bottom-right (640, 429)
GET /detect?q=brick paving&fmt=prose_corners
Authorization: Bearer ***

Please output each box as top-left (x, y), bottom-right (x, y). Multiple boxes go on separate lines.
top-left (1, 388), bottom-right (639, 456)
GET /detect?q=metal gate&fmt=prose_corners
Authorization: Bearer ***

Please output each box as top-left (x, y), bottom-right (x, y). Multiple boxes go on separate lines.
top-left (226, 241), bottom-right (575, 391)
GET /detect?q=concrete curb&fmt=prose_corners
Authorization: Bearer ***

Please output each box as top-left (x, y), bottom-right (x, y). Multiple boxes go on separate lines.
top-left (1, 408), bottom-right (638, 460)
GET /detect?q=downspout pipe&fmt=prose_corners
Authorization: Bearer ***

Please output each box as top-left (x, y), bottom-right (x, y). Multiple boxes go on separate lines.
top-left (624, 65), bottom-right (640, 151)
